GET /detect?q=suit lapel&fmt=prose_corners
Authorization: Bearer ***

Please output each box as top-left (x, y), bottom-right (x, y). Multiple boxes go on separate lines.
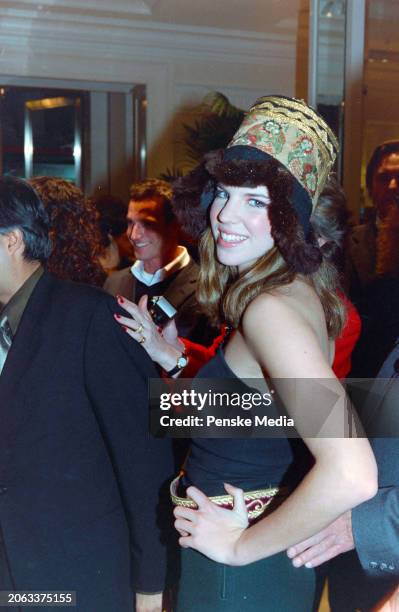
top-left (0, 273), bottom-right (51, 411)
top-left (164, 259), bottom-right (198, 308)
top-left (129, 274), bottom-right (137, 302)
top-left (121, 271), bottom-right (136, 302)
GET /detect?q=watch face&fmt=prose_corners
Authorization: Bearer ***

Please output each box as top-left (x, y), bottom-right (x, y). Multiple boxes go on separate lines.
top-left (177, 355), bottom-right (188, 368)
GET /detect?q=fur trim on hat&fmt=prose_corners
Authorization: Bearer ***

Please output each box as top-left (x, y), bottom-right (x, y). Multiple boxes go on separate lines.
top-left (172, 157), bottom-right (212, 239)
top-left (172, 150), bottom-right (322, 274)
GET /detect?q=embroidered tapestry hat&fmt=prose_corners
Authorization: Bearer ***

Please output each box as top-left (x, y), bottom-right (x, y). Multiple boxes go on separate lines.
top-left (173, 95), bottom-right (339, 274)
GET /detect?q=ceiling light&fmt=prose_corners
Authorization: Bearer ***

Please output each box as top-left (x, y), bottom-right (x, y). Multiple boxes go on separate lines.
top-left (25, 97), bottom-right (74, 111)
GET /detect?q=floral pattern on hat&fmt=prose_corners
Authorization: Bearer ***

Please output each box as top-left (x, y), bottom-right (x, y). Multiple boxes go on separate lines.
top-left (231, 120), bottom-right (320, 200)
top-left (234, 120), bottom-right (287, 156)
top-left (288, 134), bottom-right (318, 197)
top-left (228, 96), bottom-right (339, 208)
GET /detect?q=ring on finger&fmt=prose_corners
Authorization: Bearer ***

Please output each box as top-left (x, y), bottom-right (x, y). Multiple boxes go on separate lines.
top-left (136, 324), bottom-right (143, 334)
top-left (139, 335), bottom-right (146, 344)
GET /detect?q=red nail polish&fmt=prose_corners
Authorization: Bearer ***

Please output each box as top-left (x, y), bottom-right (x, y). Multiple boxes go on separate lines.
top-left (117, 295), bottom-right (124, 303)
top-left (114, 314), bottom-right (121, 319)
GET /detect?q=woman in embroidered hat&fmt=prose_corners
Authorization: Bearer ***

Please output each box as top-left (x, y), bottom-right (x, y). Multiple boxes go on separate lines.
top-left (117, 96), bottom-right (377, 610)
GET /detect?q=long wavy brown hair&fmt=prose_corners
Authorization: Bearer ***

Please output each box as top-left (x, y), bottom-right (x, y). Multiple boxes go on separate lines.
top-left (29, 177), bottom-right (106, 286)
top-left (197, 176), bottom-right (347, 338)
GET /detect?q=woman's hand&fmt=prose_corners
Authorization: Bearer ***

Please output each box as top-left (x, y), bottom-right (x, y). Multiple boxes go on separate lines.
top-left (135, 592), bottom-right (162, 612)
top-left (174, 483), bottom-right (249, 565)
top-left (115, 295), bottom-right (184, 371)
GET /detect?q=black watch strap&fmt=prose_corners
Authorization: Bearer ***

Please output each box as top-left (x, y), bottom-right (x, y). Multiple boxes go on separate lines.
top-left (167, 364), bottom-right (182, 376)
top-left (166, 353), bottom-right (188, 376)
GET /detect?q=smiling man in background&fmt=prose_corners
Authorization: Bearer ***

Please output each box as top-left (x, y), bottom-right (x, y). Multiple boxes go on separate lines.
top-left (104, 178), bottom-right (213, 344)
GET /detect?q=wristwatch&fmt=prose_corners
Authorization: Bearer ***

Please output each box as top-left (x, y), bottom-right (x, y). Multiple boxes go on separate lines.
top-left (166, 351), bottom-right (188, 376)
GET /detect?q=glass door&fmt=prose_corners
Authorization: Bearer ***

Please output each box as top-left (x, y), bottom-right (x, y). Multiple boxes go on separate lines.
top-left (306, 0), bottom-right (367, 218)
top-left (361, 0), bottom-right (399, 218)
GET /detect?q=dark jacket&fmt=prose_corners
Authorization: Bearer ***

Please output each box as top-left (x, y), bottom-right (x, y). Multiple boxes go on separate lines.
top-left (351, 343), bottom-right (399, 575)
top-left (0, 272), bottom-right (173, 611)
top-left (350, 277), bottom-right (399, 378)
top-left (104, 259), bottom-right (216, 344)
top-left (346, 221), bottom-right (377, 300)
top-left (328, 342), bottom-right (399, 611)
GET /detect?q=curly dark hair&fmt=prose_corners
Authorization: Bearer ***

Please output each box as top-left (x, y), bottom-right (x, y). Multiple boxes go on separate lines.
top-left (29, 177), bottom-right (106, 286)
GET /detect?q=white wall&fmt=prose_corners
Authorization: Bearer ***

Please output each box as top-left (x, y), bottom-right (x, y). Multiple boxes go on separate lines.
top-left (0, 1), bottom-right (298, 184)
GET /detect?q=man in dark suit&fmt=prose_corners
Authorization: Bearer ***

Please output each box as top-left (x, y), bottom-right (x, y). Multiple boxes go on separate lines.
top-left (348, 144), bottom-right (399, 379)
top-left (287, 346), bottom-right (399, 610)
top-left (104, 179), bottom-right (214, 345)
top-left (347, 139), bottom-right (399, 299)
top-left (0, 176), bottom-right (173, 612)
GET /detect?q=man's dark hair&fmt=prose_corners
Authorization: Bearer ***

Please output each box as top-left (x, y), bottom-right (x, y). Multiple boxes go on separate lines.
top-left (129, 178), bottom-right (176, 224)
top-left (311, 174), bottom-right (350, 271)
top-left (92, 194), bottom-right (127, 244)
top-left (366, 140), bottom-right (399, 196)
top-left (0, 176), bottom-right (51, 262)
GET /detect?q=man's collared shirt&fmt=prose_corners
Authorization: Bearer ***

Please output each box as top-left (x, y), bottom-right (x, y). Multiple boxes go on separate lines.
top-left (0, 266), bottom-right (43, 336)
top-left (130, 246), bottom-right (190, 287)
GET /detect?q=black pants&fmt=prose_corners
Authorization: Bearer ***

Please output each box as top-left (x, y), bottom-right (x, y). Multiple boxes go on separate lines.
top-left (176, 547), bottom-right (317, 611)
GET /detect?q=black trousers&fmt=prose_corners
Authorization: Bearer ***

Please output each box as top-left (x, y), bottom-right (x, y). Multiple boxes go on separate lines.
top-left (176, 547), bottom-right (317, 611)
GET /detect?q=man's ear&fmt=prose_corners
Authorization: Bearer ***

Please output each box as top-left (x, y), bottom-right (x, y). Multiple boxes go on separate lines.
top-left (5, 228), bottom-right (25, 256)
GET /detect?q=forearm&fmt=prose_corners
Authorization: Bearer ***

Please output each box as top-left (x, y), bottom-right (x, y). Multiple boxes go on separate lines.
top-left (235, 453), bottom-right (376, 565)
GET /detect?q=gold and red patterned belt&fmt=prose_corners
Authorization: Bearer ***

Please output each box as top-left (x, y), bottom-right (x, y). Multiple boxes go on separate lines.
top-left (170, 472), bottom-right (286, 523)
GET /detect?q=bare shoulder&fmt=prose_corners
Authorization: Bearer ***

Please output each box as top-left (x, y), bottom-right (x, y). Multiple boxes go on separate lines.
top-left (241, 281), bottom-right (332, 378)
top-left (243, 280), bottom-right (322, 333)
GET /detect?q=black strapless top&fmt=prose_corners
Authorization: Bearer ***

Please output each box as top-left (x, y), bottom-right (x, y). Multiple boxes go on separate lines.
top-left (183, 349), bottom-right (313, 496)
